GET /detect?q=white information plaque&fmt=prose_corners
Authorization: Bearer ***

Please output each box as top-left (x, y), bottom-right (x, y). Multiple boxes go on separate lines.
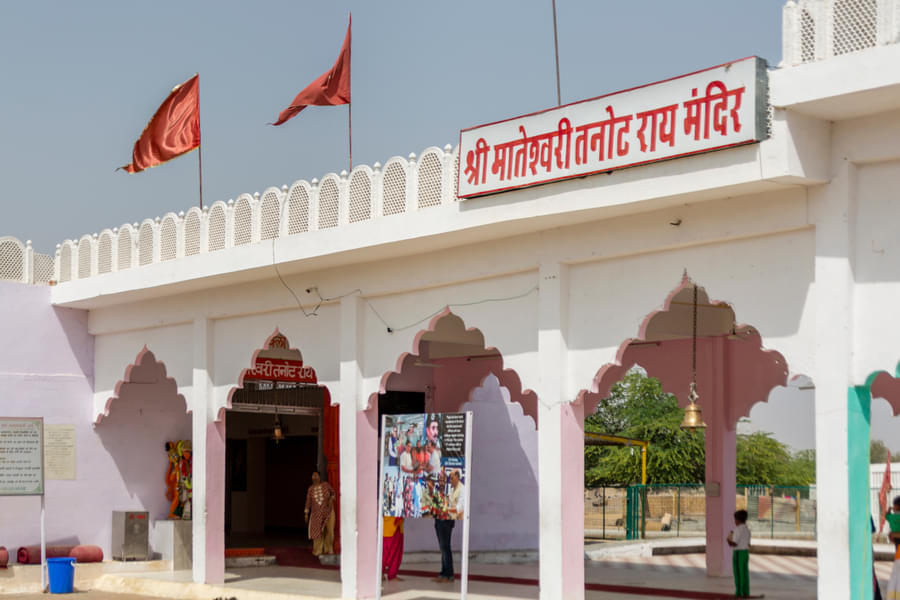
top-left (0, 417), bottom-right (44, 496)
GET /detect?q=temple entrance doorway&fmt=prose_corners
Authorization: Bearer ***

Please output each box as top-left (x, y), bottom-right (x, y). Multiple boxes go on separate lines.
top-left (224, 331), bottom-right (339, 556)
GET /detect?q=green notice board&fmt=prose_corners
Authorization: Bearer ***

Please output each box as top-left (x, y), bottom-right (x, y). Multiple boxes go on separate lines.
top-left (0, 417), bottom-right (44, 495)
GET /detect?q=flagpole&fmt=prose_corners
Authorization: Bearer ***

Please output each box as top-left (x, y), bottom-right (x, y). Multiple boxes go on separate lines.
top-left (348, 102), bottom-right (353, 172)
top-left (197, 74), bottom-right (204, 210)
top-left (198, 146), bottom-right (204, 210)
top-left (552, 0), bottom-right (561, 106)
top-left (348, 12), bottom-right (352, 172)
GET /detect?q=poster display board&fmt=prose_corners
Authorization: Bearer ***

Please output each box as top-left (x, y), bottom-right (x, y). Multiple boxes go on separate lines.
top-left (0, 417), bottom-right (44, 496)
top-left (381, 412), bottom-right (468, 519)
top-left (376, 412), bottom-right (473, 599)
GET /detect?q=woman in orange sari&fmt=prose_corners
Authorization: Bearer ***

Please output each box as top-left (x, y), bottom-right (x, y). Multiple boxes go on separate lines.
top-left (382, 516), bottom-right (404, 581)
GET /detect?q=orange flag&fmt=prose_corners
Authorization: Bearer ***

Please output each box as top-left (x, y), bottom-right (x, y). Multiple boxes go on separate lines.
top-left (120, 75), bottom-right (201, 173)
top-left (271, 15), bottom-right (351, 126)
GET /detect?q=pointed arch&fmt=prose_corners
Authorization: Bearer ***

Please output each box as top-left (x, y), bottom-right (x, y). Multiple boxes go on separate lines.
top-left (94, 346), bottom-right (188, 425)
top-left (371, 307), bottom-right (538, 425)
top-left (579, 274), bottom-right (791, 426)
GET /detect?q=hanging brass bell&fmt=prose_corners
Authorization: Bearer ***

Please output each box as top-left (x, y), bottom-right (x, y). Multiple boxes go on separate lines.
top-left (273, 415), bottom-right (285, 443)
top-left (680, 382), bottom-right (707, 431)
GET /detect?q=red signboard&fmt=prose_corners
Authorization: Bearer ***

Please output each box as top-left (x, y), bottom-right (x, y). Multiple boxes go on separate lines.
top-left (244, 357), bottom-right (317, 383)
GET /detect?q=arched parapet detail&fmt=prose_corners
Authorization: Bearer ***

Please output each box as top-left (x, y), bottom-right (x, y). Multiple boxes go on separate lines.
top-left (219, 328), bottom-right (319, 421)
top-left (369, 307), bottom-right (538, 425)
top-left (233, 193), bottom-right (254, 246)
top-left (58, 239), bottom-right (75, 282)
top-left (259, 187), bottom-right (283, 241)
top-left (317, 174), bottom-right (341, 230)
top-left (0, 236), bottom-right (26, 282)
top-left (206, 201), bottom-right (228, 252)
top-left (159, 213), bottom-right (179, 261)
top-left (578, 274), bottom-right (790, 427)
top-left (116, 224), bottom-right (135, 270)
top-left (416, 146), bottom-right (444, 209)
top-left (97, 229), bottom-right (115, 274)
top-left (183, 207), bottom-right (202, 256)
top-left (137, 219), bottom-right (155, 266)
top-left (285, 180), bottom-right (312, 235)
top-left (381, 156), bottom-right (409, 216)
top-left (862, 360), bottom-right (900, 416)
top-left (76, 235), bottom-right (93, 279)
top-left (348, 166), bottom-right (374, 223)
top-left (94, 346), bottom-right (188, 425)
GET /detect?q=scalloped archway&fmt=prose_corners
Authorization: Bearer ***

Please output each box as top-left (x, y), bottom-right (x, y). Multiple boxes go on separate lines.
top-left (221, 329), bottom-right (340, 554)
top-left (93, 346), bottom-right (191, 520)
top-left (370, 308), bottom-right (540, 553)
top-left (578, 274), bottom-right (808, 579)
top-left (95, 346), bottom-right (187, 425)
top-left (370, 308), bottom-right (537, 424)
top-left (581, 274), bottom-right (793, 425)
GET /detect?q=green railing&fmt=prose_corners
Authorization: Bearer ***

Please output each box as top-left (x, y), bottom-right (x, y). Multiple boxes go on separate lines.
top-left (585, 484), bottom-right (817, 541)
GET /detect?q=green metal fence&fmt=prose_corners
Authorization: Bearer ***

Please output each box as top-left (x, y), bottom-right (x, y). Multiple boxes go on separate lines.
top-left (585, 484), bottom-right (817, 541)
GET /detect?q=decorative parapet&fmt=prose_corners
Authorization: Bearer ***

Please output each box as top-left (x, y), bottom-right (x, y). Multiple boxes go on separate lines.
top-left (782, 0), bottom-right (900, 66)
top-left (0, 236), bottom-right (54, 285)
top-left (46, 144), bottom-right (458, 284)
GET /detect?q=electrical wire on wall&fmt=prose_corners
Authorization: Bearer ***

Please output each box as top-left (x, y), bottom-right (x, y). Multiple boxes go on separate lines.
top-left (273, 238), bottom-right (540, 334)
top-left (271, 240), bottom-right (361, 317)
top-left (364, 284), bottom-right (540, 334)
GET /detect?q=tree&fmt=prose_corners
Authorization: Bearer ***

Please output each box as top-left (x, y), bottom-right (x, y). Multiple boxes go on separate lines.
top-left (871, 439), bottom-right (894, 463)
top-left (782, 448), bottom-right (816, 486)
top-left (585, 369), bottom-right (705, 486)
top-left (585, 369), bottom-right (817, 487)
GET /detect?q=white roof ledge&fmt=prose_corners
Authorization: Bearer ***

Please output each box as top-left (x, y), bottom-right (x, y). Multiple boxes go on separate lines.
top-left (770, 43), bottom-right (900, 120)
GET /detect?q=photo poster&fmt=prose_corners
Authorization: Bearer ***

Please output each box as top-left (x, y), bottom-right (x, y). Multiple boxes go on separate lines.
top-left (380, 412), bottom-right (469, 520)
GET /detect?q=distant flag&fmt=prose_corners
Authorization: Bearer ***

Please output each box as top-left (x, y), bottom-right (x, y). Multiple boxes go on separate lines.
top-left (879, 451), bottom-right (892, 534)
top-left (271, 15), bottom-right (351, 126)
top-left (119, 74), bottom-right (201, 173)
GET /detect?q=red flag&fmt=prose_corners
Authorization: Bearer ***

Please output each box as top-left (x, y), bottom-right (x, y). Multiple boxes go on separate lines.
top-left (120, 75), bottom-right (201, 173)
top-left (271, 16), bottom-right (351, 126)
top-left (879, 451), bottom-right (892, 534)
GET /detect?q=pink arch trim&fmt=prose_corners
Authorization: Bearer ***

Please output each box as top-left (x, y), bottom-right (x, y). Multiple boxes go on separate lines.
top-left (219, 328), bottom-right (325, 422)
top-left (95, 345), bottom-right (188, 425)
top-left (369, 307), bottom-right (539, 423)
top-left (577, 274), bottom-right (793, 426)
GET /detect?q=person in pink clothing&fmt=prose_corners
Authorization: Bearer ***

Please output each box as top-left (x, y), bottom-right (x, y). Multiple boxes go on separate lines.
top-left (382, 516), bottom-right (405, 581)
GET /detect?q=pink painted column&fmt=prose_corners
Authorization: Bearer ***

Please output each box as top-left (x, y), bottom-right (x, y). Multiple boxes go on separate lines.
top-left (356, 409), bottom-right (378, 598)
top-left (560, 401), bottom-right (585, 597)
top-left (205, 420), bottom-right (226, 583)
top-left (704, 335), bottom-right (736, 578)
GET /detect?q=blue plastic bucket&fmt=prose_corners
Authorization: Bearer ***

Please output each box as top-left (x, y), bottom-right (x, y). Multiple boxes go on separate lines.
top-left (46, 557), bottom-right (76, 594)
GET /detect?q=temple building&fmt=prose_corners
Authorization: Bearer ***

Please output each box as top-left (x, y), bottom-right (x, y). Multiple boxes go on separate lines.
top-left (2, 1), bottom-right (900, 598)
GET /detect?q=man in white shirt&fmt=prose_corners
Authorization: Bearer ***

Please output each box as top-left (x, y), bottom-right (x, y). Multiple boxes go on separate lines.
top-left (449, 469), bottom-right (465, 520)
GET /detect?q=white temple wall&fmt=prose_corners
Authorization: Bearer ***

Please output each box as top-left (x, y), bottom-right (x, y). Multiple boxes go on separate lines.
top-left (85, 184), bottom-right (819, 413)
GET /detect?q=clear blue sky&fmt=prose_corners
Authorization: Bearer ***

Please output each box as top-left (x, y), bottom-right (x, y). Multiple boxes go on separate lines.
top-left (1, 0), bottom-right (787, 253)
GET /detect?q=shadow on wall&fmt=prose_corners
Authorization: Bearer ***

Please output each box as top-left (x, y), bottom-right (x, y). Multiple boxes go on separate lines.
top-left (403, 373), bottom-right (539, 552)
top-left (94, 350), bottom-right (191, 520)
top-left (53, 306), bottom-right (93, 380)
